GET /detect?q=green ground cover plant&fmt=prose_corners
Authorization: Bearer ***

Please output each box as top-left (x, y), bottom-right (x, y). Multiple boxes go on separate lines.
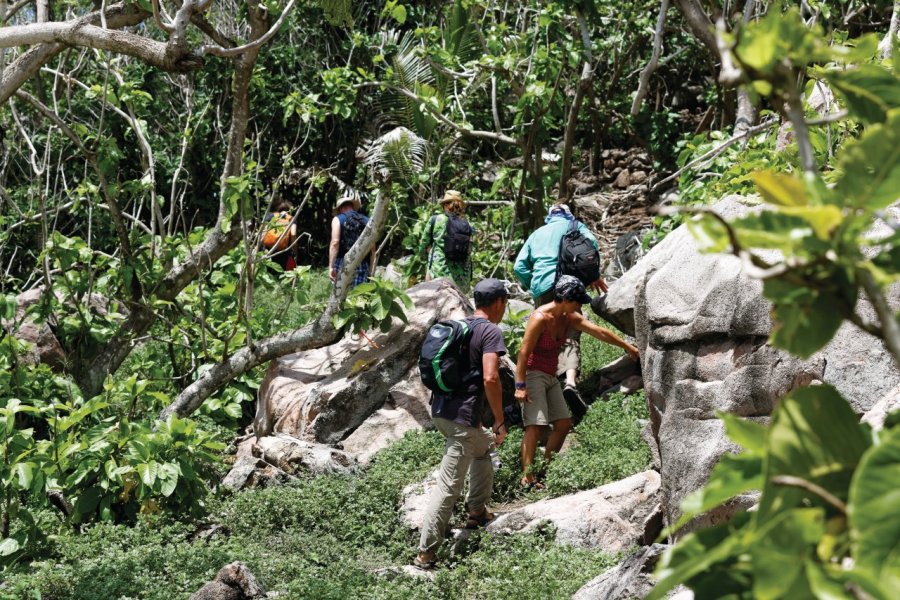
top-left (0, 425), bottom-right (626, 600)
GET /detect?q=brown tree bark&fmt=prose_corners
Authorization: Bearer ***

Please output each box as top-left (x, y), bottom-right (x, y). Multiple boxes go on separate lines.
top-left (559, 8), bottom-right (594, 199)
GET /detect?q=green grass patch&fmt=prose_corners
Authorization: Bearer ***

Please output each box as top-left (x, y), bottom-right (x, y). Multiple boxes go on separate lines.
top-left (2, 415), bottom-right (634, 599)
top-left (544, 391), bottom-right (651, 495)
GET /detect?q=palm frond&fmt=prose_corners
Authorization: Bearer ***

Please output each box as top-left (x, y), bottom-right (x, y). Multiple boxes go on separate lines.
top-left (361, 127), bottom-right (430, 185)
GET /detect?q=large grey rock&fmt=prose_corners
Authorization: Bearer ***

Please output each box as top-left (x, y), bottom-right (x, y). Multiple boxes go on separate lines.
top-left (600, 196), bottom-right (899, 532)
top-left (4, 288), bottom-right (67, 369)
top-left (340, 369), bottom-right (432, 464)
top-left (221, 455), bottom-right (294, 491)
top-left (189, 561), bottom-right (265, 600)
top-left (254, 280), bottom-right (470, 445)
top-left (572, 544), bottom-right (667, 600)
top-left (486, 470), bottom-right (661, 551)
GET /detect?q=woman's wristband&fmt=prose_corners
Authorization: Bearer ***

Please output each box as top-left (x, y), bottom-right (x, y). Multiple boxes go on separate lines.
top-left (493, 422), bottom-right (506, 434)
top-left (514, 381), bottom-right (526, 390)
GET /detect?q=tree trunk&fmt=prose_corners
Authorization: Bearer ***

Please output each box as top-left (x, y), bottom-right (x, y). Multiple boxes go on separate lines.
top-left (672, 0), bottom-right (717, 55)
top-left (559, 8), bottom-right (594, 199)
top-left (734, 0), bottom-right (759, 135)
top-left (880, 1), bottom-right (899, 59)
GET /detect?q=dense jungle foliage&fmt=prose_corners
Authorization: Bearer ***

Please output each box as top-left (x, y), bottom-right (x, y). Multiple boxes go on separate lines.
top-left (0, 0), bottom-right (899, 597)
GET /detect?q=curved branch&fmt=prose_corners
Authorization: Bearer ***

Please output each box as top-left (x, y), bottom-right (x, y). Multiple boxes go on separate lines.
top-left (631, 0), bottom-right (669, 116)
top-left (151, 0), bottom-right (175, 33)
top-left (0, 4), bottom-right (151, 104)
top-left (200, 0), bottom-right (295, 57)
top-left (0, 22), bottom-right (203, 72)
top-left (2, 0), bottom-right (34, 23)
top-left (770, 475), bottom-right (847, 514)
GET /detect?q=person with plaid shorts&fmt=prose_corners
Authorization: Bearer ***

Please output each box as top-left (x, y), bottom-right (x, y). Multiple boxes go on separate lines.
top-left (329, 192), bottom-right (375, 289)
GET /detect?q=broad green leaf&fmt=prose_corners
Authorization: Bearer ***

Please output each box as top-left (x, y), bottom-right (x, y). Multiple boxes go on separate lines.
top-left (777, 205), bottom-right (843, 240)
top-left (390, 3), bottom-right (407, 24)
top-left (668, 452), bottom-right (763, 536)
top-left (806, 562), bottom-right (859, 600)
top-left (848, 426), bottom-right (900, 593)
top-left (74, 487), bottom-right (102, 517)
top-left (721, 412), bottom-right (767, 454)
top-left (752, 171), bottom-right (806, 207)
top-left (14, 462), bottom-right (32, 490)
top-left (137, 461), bottom-right (158, 487)
top-left (736, 15), bottom-right (779, 73)
top-left (767, 289), bottom-right (845, 358)
top-left (648, 513), bottom-right (752, 600)
top-left (730, 211), bottom-right (820, 254)
top-left (759, 385), bottom-right (870, 520)
top-left (835, 110), bottom-right (900, 210)
top-left (224, 403), bottom-right (243, 419)
top-left (751, 508), bottom-right (824, 600)
top-left (824, 66), bottom-right (900, 125)
top-left (0, 537), bottom-right (20, 557)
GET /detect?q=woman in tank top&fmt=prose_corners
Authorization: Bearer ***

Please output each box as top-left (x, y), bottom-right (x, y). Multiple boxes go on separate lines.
top-left (514, 275), bottom-right (640, 489)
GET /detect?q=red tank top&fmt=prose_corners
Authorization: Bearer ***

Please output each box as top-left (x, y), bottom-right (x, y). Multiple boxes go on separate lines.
top-left (526, 325), bottom-right (567, 375)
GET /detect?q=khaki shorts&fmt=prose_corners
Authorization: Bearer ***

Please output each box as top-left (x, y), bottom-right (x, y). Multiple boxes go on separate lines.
top-left (535, 290), bottom-right (581, 374)
top-left (522, 370), bottom-right (570, 427)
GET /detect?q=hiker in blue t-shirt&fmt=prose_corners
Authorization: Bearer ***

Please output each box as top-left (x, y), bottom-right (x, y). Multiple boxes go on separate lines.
top-left (414, 279), bottom-right (510, 571)
top-left (329, 192), bottom-right (375, 289)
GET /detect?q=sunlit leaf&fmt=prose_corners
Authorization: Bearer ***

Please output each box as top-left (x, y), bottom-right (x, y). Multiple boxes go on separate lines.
top-left (835, 110), bottom-right (900, 210)
top-left (752, 171), bottom-right (807, 207)
top-left (849, 426), bottom-right (900, 593)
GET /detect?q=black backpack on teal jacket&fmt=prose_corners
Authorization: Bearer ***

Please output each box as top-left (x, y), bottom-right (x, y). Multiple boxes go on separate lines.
top-left (419, 317), bottom-right (486, 393)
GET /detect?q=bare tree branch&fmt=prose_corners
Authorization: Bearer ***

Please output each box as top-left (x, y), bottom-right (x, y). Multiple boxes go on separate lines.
top-left (879, 1), bottom-right (900, 59)
top-left (559, 8), bottom-right (594, 199)
top-left (672, 0), bottom-right (717, 55)
top-left (200, 0), bottom-right (295, 57)
top-left (0, 3), bottom-right (150, 104)
top-left (2, 0), bottom-right (34, 23)
top-left (631, 0), bottom-right (669, 116)
top-left (771, 475), bottom-right (847, 514)
top-left (0, 22), bottom-right (203, 72)
top-left (652, 117), bottom-right (778, 191)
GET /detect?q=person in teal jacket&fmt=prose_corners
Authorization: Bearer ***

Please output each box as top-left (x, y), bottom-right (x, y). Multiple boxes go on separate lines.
top-left (513, 203), bottom-right (608, 393)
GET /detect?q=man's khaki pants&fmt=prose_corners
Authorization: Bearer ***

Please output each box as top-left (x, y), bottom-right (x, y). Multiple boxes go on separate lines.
top-left (418, 417), bottom-right (493, 553)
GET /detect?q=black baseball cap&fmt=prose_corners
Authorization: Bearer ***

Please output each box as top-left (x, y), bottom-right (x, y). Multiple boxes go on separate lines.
top-left (473, 278), bottom-right (509, 305)
top-left (554, 275), bottom-right (592, 305)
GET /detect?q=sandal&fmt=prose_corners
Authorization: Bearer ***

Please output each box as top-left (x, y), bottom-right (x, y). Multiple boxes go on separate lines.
top-left (413, 555), bottom-right (437, 571)
top-left (465, 508), bottom-right (496, 529)
top-left (520, 478), bottom-right (546, 492)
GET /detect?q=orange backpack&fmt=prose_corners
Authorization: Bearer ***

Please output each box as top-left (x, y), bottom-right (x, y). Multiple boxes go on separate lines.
top-left (262, 212), bottom-right (293, 250)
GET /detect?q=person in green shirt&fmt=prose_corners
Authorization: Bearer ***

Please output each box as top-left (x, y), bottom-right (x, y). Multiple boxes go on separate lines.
top-left (513, 203), bottom-right (608, 395)
top-left (420, 190), bottom-right (474, 292)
